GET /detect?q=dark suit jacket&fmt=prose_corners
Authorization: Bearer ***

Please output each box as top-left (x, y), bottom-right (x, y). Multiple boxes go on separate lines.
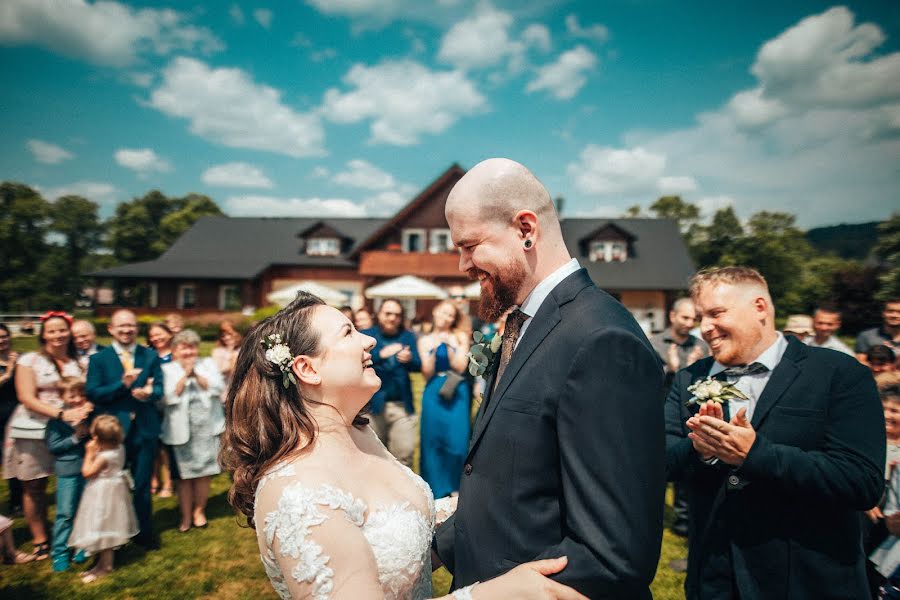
top-left (666, 338), bottom-right (885, 600)
top-left (86, 345), bottom-right (163, 441)
top-left (45, 418), bottom-right (86, 477)
top-left (434, 268), bottom-right (666, 598)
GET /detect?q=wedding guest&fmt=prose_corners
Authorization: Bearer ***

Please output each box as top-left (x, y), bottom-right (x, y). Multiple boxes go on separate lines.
top-left (650, 297), bottom-right (709, 562)
top-left (667, 266), bottom-right (884, 600)
top-left (147, 322), bottom-right (173, 363)
top-left (45, 377), bottom-right (90, 572)
top-left (69, 415), bottom-right (139, 583)
top-left (364, 299), bottom-right (421, 469)
top-left (868, 345), bottom-right (898, 375)
top-left (0, 512), bottom-right (30, 564)
top-left (339, 306), bottom-right (354, 321)
top-left (447, 284), bottom-right (480, 336)
top-left (71, 320), bottom-right (102, 370)
top-left (161, 329), bottom-right (225, 532)
top-left (857, 299), bottom-right (900, 363)
top-left (211, 320), bottom-right (241, 400)
top-left (164, 313), bottom-right (184, 335)
top-left (417, 300), bottom-right (471, 498)
top-left (353, 307), bottom-right (373, 331)
top-left (4, 312), bottom-right (89, 561)
top-left (804, 305), bottom-right (855, 356)
top-left (782, 314), bottom-right (814, 340)
top-left (0, 324), bottom-right (23, 515)
top-left (86, 309), bottom-right (163, 550)
top-left (221, 291), bottom-right (587, 599)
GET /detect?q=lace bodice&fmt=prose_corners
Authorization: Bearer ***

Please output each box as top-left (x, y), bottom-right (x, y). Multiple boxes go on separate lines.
top-left (255, 458), bottom-right (439, 600)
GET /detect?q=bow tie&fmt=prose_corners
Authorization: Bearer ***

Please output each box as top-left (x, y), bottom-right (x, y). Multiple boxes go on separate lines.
top-left (720, 362), bottom-right (769, 378)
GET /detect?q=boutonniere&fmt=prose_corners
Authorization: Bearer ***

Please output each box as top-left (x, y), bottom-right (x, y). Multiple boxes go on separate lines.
top-left (467, 330), bottom-right (502, 378)
top-left (261, 333), bottom-right (297, 389)
top-left (685, 376), bottom-right (748, 407)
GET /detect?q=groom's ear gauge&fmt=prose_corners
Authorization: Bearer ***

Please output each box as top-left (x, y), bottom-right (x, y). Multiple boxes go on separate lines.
top-left (524, 239), bottom-right (533, 249)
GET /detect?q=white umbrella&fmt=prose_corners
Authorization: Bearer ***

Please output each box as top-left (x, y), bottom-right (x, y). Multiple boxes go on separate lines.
top-left (463, 280), bottom-right (481, 298)
top-left (267, 280), bottom-right (348, 307)
top-left (365, 275), bottom-right (449, 300)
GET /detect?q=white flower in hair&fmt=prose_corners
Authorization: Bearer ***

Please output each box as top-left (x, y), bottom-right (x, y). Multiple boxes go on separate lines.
top-left (261, 333), bottom-right (298, 389)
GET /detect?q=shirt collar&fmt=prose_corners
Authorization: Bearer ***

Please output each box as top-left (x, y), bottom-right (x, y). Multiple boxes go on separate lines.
top-left (709, 332), bottom-right (787, 376)
top-left (112, 341), bottom-right (137, 355)
top-left (518, 258), bottom-right (581, 318)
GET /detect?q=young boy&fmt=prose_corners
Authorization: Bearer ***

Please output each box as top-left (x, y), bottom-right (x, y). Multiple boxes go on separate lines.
top-left (45, 377), bottom-right (92, 572)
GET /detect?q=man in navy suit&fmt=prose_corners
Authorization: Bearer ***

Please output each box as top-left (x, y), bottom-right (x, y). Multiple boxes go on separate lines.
top-left (86, 309), bottom-right (163, 548)
top-left (667, 266), bottom-right (885, 599)
top-left (434, 158), bottom-right (665, 598)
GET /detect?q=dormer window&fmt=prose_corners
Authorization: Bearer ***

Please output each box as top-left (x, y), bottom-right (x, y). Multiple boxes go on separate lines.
top-left (589, 240), bottom-right (628, 263)
top-left (402, 228), bottom-right (426, 252)
top-left (307, 237), bottom-right (340, 256)
top-left (429, 229), bottom-right (453, 253)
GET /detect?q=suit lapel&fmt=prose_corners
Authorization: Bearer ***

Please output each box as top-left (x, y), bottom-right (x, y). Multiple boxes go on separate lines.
top-left (750, 338), bottom-right (805, 429)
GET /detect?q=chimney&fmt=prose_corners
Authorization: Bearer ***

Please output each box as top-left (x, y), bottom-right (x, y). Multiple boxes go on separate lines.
top-left (554, 196), bottom-right (564, 217)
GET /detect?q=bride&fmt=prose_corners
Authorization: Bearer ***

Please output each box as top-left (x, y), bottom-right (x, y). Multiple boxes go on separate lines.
top-left (221, 292), bottom-right (586, 600)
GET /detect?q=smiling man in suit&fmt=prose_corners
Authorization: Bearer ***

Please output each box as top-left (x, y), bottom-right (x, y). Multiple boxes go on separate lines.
top-left (667, 266), bottom-right (885, 599)
top-left (86, 309), bottom-right (163, 549)
top-left (434, 158), bottom-right (665, 598)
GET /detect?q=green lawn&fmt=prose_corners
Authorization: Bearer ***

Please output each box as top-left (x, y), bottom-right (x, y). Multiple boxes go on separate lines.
top-left (2, 336), bottom-right (687, 598)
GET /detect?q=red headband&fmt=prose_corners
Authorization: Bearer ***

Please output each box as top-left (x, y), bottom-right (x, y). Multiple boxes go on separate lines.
top-left (39, 311), bottom-right (73, 327)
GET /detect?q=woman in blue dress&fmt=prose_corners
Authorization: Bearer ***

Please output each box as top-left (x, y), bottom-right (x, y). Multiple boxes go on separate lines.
top-left (417, 300), bottom-right (471, 498)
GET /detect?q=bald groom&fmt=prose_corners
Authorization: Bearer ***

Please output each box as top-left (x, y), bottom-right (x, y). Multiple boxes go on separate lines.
top-left (433, 158), bottom-right (665, 598)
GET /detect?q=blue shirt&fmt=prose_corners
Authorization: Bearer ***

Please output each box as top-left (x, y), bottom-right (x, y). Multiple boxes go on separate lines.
top-left (364, 326), bottom-right (421, 415)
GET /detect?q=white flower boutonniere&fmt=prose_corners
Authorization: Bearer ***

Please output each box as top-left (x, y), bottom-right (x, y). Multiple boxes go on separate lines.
top-left (685, 376), bottom-right (748, 407)
top-left (467, 330), bottom-right (502, 378)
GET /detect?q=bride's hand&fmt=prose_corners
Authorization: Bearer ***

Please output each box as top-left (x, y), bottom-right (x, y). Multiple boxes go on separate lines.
top-left (471, 556), bottom-right (588, 600)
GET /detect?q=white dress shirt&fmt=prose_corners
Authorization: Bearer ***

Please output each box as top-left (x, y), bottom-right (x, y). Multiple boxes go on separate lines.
top-left (515, 258), bottom-right (581, 350)
top-left (803, 334), bottom-right (854, 356)
top-left (708, 333), bottom-right (789, 422)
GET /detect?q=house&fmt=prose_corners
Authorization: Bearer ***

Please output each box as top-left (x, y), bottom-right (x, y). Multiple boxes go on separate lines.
top-left (91, 164), bottom-right (696, 332)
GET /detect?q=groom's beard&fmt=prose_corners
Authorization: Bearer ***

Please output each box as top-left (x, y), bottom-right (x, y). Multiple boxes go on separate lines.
top-left (470, 263), bottom-right (527, 322)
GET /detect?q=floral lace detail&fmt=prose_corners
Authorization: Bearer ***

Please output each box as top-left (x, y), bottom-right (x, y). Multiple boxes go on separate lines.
top-left (363, 501), bottom-right (433, 599)
top-left (434, 496), bottom-right (458, 526)
top-left (260, 548), bottom-right (290, 600)
top-left (255, 462), bottom-right (296, 502)
top-left (453, 585), bottom-right (477, 600)
top-left (263, 484), bottom-right (366, 600)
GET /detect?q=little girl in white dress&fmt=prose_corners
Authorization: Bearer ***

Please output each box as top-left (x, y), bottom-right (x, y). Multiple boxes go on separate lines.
top-left (68, 415), bottom-right (139, 583)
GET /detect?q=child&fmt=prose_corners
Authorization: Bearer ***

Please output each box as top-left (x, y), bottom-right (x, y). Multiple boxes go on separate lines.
top-left (45, 377), bottom-right (91, 572)
top-left (68, 415), bottom-right (138, 583)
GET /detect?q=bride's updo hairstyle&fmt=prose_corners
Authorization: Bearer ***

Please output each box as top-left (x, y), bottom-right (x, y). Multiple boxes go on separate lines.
top-left (221, 291), bottom-right (367, 527)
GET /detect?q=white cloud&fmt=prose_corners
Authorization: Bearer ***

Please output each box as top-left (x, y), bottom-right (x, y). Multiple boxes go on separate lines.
top-left (311, 166), bottom-right (330, 178)
top-left (333, 159), bottom-right (396, 190)
top-left (526, 45), bottom-right (597, 100)
top-left (320, 59), bottom-right (486, 145)
top-left (657, 176), bottom-right (699, 195)
top-left (229, 4), bottom-right (244, 25)
top-left (727, 88), bottom-right (787, 128)
top-left (0, 0), bottom-right (223, 67)
top-left (150, 57), bottom-right (325, 158)
top-left (362, 189), bottom-right (415, 216)
top-left (438, 5), bottom-right (517, 70)
top-left (253, 8), bottom-right (273, 29)
top-left (522, 24), bottom-right (551, 52)
top-left (311, 48), bottom-right (337, 62)
top-left (126, 71), bottom-right (154, 88)
top-left (114, 148), bottom-right (171, 176)
top-left (568, 145), bottom-right (667, 195)
top-left (40, 181), bottom-right (119, 206)
top-left (26, 139), bottom-right (73, 164)
top-left (565, 14), bottom-right (609, 42)
top-left (225, 194), bottom-right (366, 217)
top-left (202, 162), bottom-right (274, 189)
top-left (695, 195), bottom-right (736, 219)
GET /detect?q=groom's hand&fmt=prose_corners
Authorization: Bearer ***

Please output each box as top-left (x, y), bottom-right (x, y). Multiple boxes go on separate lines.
top-left (687, 400), bottom-right (724, 460)
top-left (687, 407), bottom-right (757, 466)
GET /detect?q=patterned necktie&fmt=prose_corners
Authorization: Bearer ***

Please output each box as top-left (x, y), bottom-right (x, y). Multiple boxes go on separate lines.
top-left (493, 309), bottom-right (529, 392)
top-left (720, 362), bottom-right (768, 378)
top-left (120, 349), bottom-right (133, 372)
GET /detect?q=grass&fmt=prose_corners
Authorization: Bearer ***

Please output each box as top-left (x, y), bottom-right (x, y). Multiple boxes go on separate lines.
top-left (2, 336), bottom-right (687, 598)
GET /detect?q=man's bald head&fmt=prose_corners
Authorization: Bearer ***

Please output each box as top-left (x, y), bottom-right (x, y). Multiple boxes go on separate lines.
top-left (446, 158), bottom-right (557, 226)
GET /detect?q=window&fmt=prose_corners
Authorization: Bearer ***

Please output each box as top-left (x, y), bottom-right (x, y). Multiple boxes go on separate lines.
top-left (177, 284), bottom-right (196, 309)
top-left (402, 228), bottom-right (426, 253)
top-left (429, 229), bottom-right (453, 253)
top-left (306, 237), bottom-right (340, 256)
top-left (219, 285), bottom-right (241, 311)
top-left (149, 282), bottom-right (158, 308)
top-left (588, 240), bottom-right (628, 263)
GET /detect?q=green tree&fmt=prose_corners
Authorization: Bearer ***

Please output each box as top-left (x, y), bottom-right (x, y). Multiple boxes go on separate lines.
top-left (874, 214), bottom-right (900, 301)
top-left (49, 195), bottom-right (103, 301)
top-left (154, 193), bottom-right (223, 256)
top-left (0, 183), bottom-right (51, 310)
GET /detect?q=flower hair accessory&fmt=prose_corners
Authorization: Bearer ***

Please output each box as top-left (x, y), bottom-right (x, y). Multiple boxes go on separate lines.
top-left (261, 334), bottom-right (297, 389)
top-left (39, 310), bottom-right (73, 326)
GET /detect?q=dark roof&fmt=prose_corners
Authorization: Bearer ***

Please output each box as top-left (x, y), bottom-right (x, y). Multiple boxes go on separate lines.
top-left (561, 218), bottom-right (695, 290)
top-left (91, 216), bottom-right (386, 279)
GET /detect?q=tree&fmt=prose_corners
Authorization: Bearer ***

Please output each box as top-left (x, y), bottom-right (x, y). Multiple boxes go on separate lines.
top-left (874, 214), bottom-right (900, 301)
top-left (49, 195), bottom-right (103, 302)
top-left (107, 191), bottom-right (223, 263)
top-left (649, 195), bottom-right (700, 234)
top-left (0, 183), bottom-right (51, 310)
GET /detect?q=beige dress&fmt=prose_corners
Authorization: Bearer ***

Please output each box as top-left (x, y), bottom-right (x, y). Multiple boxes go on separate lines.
top-left (2, 352), bottom-right (82, 481)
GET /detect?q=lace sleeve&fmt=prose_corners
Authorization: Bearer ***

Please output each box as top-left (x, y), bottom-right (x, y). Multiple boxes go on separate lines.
top-left (256, 480), bottom-right (385, 600)
top-left (434, 495), bottom-right (458, 526)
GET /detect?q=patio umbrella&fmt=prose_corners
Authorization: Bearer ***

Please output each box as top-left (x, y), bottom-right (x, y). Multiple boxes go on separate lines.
top-left (267, 280), bottom-right (348, 307)
top-left (364, 275), bottom-right (449, 300)
top-left (463, 280), bottom-right (481, 298)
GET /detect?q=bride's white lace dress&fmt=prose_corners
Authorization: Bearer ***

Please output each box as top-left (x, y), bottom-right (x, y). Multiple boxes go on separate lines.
top-left (254, 448), bottom-right (461, 600)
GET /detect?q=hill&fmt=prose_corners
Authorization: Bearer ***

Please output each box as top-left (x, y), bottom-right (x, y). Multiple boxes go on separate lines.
top-left (805, 221), bottom-right (880, 260)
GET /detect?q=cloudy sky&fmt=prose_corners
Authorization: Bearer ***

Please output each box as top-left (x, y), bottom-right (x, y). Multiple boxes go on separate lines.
top-left (1, 0), bottom-right (898, 227)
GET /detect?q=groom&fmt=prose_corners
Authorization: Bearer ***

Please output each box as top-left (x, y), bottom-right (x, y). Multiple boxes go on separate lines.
top-left (435, 158), bottom-right (665, 598)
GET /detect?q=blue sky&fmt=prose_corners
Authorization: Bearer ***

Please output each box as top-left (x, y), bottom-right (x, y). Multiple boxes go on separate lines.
top-left (1, 0), bottom-right (898, 227)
